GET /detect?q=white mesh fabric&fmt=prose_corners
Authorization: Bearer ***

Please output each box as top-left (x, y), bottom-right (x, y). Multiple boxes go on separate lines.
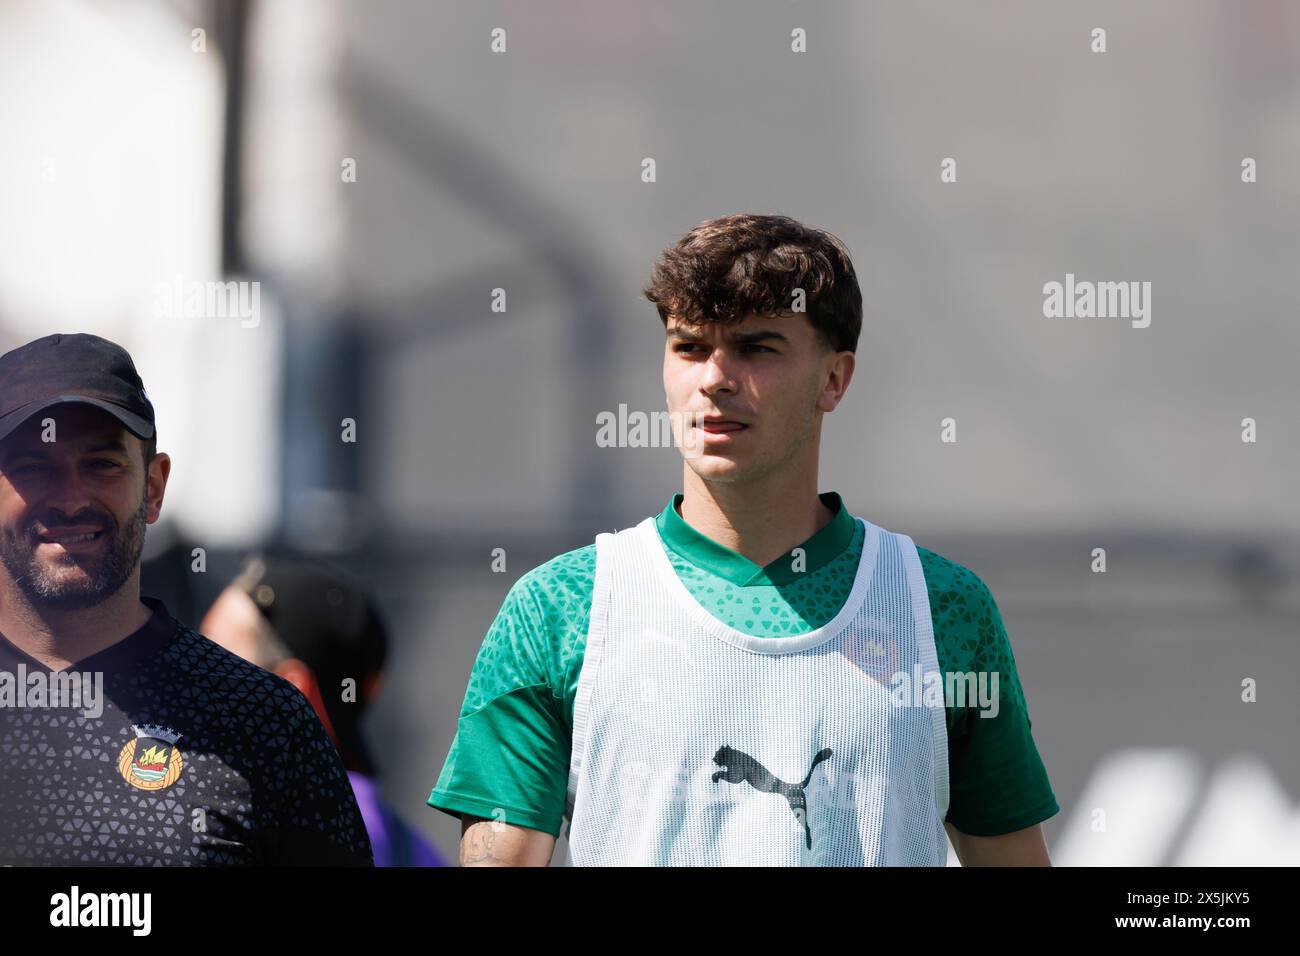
top-left (565, 515), bottom-right (948, 866)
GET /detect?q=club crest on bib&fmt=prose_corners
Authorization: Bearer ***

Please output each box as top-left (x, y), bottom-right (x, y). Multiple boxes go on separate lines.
top-left (117, 724), bottom-right (184, 791)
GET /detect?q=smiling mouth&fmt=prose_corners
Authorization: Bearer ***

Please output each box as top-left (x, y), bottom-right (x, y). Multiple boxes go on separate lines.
top-left (37, 531), bottom-right (104, 545)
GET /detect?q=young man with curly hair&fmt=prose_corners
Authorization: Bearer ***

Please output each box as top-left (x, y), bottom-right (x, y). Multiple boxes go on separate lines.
top-left (429, 214), bottom-right (1058, 866)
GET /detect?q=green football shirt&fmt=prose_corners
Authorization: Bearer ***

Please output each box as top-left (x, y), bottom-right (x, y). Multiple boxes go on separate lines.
top-left (430, 491), bottom-right (1058, 840)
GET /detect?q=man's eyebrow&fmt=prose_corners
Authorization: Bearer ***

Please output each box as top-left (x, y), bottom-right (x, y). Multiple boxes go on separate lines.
top-left (1, 437), bottom-right (129, 461)
top-left (0, 444), bottom-right (45, 462)
top-left (666, 326), bottom-right (790, 345)
top-left (730, 329), bottom-right (789, 345)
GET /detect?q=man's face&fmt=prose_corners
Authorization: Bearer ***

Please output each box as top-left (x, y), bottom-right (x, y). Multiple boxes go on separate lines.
top-left (0, 403), bottom-right (165, 610)
top-left (663, 311), bottom-right (854, 485)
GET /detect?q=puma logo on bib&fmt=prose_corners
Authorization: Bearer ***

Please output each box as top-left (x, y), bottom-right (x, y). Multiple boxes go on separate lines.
top-left (712, 745), bottom-right (833, 849)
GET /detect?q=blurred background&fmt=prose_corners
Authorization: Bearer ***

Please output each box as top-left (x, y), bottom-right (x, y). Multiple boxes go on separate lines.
top-left (0, 0), bottom-right (1296, 865)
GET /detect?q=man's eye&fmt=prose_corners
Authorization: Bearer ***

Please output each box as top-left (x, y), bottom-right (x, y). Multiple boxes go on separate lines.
top-left (89, 459), bottom-right (120, 470)
top-left (744, 345), bottom-right (774, 353)
top-left (674, 344), bottom-right (702, 354)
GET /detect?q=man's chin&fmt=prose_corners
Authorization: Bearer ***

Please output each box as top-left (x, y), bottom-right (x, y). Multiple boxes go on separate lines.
top-left (22, 588), bottom-right (116, 611)
top-left (17, 569), bottom-right (116, 610)
top-left (686, 454), bottom-right (753, 484)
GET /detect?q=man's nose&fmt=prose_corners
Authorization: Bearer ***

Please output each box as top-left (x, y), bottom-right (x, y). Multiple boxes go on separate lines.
top-left (699, 349), bottom-right (737, 393)
top-left (38, 463), bottom-right (96, 515)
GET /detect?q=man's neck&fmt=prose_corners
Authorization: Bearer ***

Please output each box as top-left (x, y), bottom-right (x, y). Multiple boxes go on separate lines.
top-left (679, 465), bottom-right (833, 568)
top-left (0, 576), bottom-right (152, 672)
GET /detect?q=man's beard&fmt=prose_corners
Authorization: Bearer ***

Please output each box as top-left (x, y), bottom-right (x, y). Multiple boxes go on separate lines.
top-left (0, 498), bottom-right (148, 610)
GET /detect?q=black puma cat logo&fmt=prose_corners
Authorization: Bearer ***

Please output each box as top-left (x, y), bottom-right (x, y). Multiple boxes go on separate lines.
top-left (711, 745), bottom-right (833, 849)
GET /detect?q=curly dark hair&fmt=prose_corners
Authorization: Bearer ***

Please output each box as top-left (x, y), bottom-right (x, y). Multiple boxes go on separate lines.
top-left (642, 213), bottom-right (863, 353)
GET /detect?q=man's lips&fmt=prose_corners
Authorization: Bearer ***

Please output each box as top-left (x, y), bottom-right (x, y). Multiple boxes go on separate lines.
top-left (693, 416), bottom-right (749, 440)
top-left (35, 527), bottom-right (106, 548)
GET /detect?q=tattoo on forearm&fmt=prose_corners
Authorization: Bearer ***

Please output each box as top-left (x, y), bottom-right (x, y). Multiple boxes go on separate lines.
top-left (460, 821), bottom-right (503, 865)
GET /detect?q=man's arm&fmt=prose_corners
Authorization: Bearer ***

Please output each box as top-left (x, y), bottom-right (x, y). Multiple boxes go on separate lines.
top-left (272, 685), bottom-right (374, 865)
top-left (945, 821), bottom-right (1051, 866)
top-left (919, 550), bottom-right (1060, 854)
top-left (430, 548), bottom-right (597, 860)
top-left (459, 814), bottom-right (556, 866)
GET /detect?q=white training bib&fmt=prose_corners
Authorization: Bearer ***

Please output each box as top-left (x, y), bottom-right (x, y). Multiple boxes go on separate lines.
top-left (564, 514), bottom-right (949, 866)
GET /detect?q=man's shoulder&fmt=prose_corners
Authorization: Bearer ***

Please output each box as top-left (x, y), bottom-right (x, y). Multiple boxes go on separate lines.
top-left (163, 624), bottom-right (315, 717)
top-left (509, 515), bottom-right (661, 615)
top-left (913, 545), bottom-right (1018, 679)
top-left (507, 541), bottom-right (600, 615)
top-left (914, 544), bottom-right (1001, 610)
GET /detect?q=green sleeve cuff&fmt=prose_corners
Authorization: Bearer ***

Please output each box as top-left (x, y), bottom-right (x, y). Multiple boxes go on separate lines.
top-left (946, 795), bottom-right (1060, 837)
top-left (427, 787), bottom-right (561, 838)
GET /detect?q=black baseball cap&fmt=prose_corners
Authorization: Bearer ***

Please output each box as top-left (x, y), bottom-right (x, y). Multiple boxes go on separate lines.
top-left (0, 333), bottom-right (156, 445)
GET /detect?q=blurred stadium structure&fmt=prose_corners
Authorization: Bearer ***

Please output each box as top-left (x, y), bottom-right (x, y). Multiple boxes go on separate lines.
top-left (0, 0), bottom-right (1296, 865)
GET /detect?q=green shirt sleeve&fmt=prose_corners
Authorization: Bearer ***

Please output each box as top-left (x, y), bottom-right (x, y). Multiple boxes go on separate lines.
top-left (427, 546), bottom-right (596, 838)
top-left (920, 547), bottom-right (1060, 836)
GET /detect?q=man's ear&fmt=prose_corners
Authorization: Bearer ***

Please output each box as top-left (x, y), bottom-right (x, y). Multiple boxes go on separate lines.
top-left (145, 452), bottom-right (171, 524)
top-left (817, 351), bottom-right (856, 413)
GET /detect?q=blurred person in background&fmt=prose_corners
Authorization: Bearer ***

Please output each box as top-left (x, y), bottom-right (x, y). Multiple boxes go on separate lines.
top-left (202, 553), bottom-right (446, 866)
